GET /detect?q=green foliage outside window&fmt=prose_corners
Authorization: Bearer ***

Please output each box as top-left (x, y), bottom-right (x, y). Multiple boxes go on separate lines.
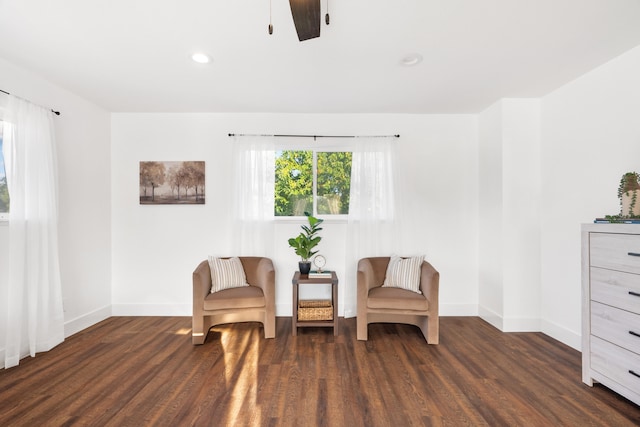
top-left (0, 176), bottom-right (8, 213)
top-left (275, 150), bottom-right (313, 216)
top-left (0, 177), bottom-right (9, 212)
top-left (317, 152), bottom-right (351, 215)
top-left (274, 150), bottom-right (352, 216)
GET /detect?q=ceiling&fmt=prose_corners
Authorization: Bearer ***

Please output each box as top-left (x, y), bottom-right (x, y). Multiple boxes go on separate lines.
top-left (1, 0), bottom-right (640, 114)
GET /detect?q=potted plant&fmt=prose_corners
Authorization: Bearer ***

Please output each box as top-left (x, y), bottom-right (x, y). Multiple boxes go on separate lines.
top-left (288, 212), bottom-right (323, 274)
top-left (619, 171), bottom-right (640, 218)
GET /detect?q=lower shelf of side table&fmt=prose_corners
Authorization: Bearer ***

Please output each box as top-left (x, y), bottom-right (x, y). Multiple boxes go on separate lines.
top-left (297, 299), bottom-right (333, 321)
top-left (295, 300), bottom-right (336, 331)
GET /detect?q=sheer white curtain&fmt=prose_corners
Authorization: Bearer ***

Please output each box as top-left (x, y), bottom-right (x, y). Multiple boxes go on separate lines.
top-left (345, 137), bottom-right (401, 316)
top-left (231, 136), bottom-right (276, 255)
top-left (2, 95), bottom-right (64, 369)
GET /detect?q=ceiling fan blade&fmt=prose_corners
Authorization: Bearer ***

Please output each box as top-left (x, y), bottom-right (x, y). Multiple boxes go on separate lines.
top-left (289, 0), bottom-right (321, 41)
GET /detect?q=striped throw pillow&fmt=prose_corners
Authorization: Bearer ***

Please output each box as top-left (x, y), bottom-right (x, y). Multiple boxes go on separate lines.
top-left (382, 255), bottom-right (424, 294)
top-left (208, 256), bottom-right (249, 294)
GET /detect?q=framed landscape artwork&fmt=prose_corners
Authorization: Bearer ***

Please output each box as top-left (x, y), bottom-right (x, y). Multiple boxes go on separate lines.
top-left (140, 161), bottom-right (205, 205)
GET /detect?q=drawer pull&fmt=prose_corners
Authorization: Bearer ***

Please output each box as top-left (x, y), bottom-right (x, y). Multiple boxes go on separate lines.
top-left (628, 252), bottom-right (640, 257)
top-left (630, 331), bottom-right (640, 338)
top-left (630, 370), bottom-right (640, 379)
top-left (630, 291), bottom-right (640, 298)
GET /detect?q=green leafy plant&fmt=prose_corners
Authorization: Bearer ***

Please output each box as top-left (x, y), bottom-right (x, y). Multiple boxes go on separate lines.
top-left (618, 171), bottom-right (640, 218)
top-left (288, 212), bottom-right (323, 262)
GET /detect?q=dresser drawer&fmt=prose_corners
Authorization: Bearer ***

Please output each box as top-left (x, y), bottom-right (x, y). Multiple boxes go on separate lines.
top-left (591, 301), bottom-right (640, 354)
top-left (591, 336), bottom-right (640, 393)
top-left (590, 232), bottom-right (640, 274)
top-left (590, 267), bottom-right (640, 315)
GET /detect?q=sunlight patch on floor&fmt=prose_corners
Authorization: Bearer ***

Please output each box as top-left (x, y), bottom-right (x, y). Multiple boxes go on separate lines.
top-left (222, 328), bottom-right (262, 425)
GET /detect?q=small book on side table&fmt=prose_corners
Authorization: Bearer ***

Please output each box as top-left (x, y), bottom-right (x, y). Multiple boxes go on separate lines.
top-left (308, 270), bottom-right (332, 278)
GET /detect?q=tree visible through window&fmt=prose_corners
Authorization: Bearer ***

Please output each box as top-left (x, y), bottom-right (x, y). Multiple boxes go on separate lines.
top-left (0, 122), bottom-right (8, 216)
top-left (275, 150), bottom-right (352, 216)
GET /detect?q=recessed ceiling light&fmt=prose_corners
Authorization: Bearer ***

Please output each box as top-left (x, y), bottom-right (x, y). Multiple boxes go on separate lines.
top-left (400, 53), bottom-right (423, 67)
top-left (192, 53), bottom-right (211, 64)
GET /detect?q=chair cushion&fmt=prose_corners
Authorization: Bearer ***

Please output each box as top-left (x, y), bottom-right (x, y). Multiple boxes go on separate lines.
top-left (204, 286), bottom-right (266, 310)
top-left (367, 287), bottom-right (429, 311)
top-left (208, 256), bottom-right (249, 293)
top-left (382, 255), bottom-right (424, 294)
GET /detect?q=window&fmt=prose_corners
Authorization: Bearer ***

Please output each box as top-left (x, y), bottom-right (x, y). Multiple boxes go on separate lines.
top-left (274, 150), bottom-right (352, 217)
top-left (0, 121), bottom-right (8, 220)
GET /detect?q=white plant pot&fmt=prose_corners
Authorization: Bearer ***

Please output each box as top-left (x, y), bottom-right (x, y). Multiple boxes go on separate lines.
top-left (621, 190), bottom-right (640, 216)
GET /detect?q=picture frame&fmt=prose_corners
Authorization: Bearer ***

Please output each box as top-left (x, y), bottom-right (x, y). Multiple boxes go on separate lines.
top-left (139, 161), bottom-right (205, 205)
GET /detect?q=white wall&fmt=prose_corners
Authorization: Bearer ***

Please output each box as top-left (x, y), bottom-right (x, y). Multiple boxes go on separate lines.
top-left (540, 45), bottom-right (640, 349)
top-left (0, 56), bottom-right (112, 339)
top-left (111, 113), bottom-right (479, 318)
top-left (478, 102), bottom-right (504, 325)
top-left (502, 100), bottom-right (541, 330)
top-left (478, 99), bottom-right (541, 332)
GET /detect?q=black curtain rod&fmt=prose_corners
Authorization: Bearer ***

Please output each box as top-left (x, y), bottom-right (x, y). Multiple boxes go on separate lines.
top-left (0, 89), bottom-right (61, 116)
top-left (228, 133), bottom-right (400, 138)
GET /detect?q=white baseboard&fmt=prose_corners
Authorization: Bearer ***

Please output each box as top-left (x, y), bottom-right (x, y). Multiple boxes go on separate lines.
top-left (478, 305), bottom-right (579, 350)
top-left (541, 319), bottom-right (581, 351)
top-left (479, 305), bottom-right (540, 332)
top-left (111, 303), bottom-right (191, 316)
top-left (479, 305), bottom-right (503, 330)
top-left (64, 305), bottom-right (112, 338)
top-left (502, 316), bottom-right (541, 332)
top-left (440, 303), bottom-right (478, 316)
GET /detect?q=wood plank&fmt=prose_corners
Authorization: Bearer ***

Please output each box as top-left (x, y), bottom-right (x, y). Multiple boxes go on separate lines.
top-left (0, 317), bottom-right (638, 426)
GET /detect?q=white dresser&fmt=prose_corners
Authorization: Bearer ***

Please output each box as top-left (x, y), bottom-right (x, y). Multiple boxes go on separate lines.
top-left (582, 224), bottom-right (640, 405)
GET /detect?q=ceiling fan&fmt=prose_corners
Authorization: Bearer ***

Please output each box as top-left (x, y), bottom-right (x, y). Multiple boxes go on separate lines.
top-left (270, 0), bottom-right (329, 41)
top-left (289, 0), bottom-right (321, 41)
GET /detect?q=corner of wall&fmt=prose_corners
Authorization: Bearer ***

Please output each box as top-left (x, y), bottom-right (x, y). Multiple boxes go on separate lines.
top-left (479, 305), bottom-right (503, 331)
top-left (541, 319), bottom-right (581, 351)
top-left (64, 305), bottom-right (112, 338)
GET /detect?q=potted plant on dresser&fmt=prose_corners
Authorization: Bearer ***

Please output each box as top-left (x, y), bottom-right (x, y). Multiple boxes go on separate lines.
top-left (597, 172), bottom-right (640, 223)
top-left (619, 171), bottom-right (640, 217)
top-left (288, 212), bottom-right (323, 274)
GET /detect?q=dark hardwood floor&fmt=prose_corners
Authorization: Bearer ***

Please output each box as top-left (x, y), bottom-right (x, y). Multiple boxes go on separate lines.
top-left (0, 316), bottom-right (638, 426)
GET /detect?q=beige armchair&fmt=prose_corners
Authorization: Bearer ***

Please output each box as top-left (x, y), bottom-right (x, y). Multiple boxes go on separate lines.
top-left (192, 257), bottom-right (276, 344)
top-left (357, 256), bottom-right (439, 344)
